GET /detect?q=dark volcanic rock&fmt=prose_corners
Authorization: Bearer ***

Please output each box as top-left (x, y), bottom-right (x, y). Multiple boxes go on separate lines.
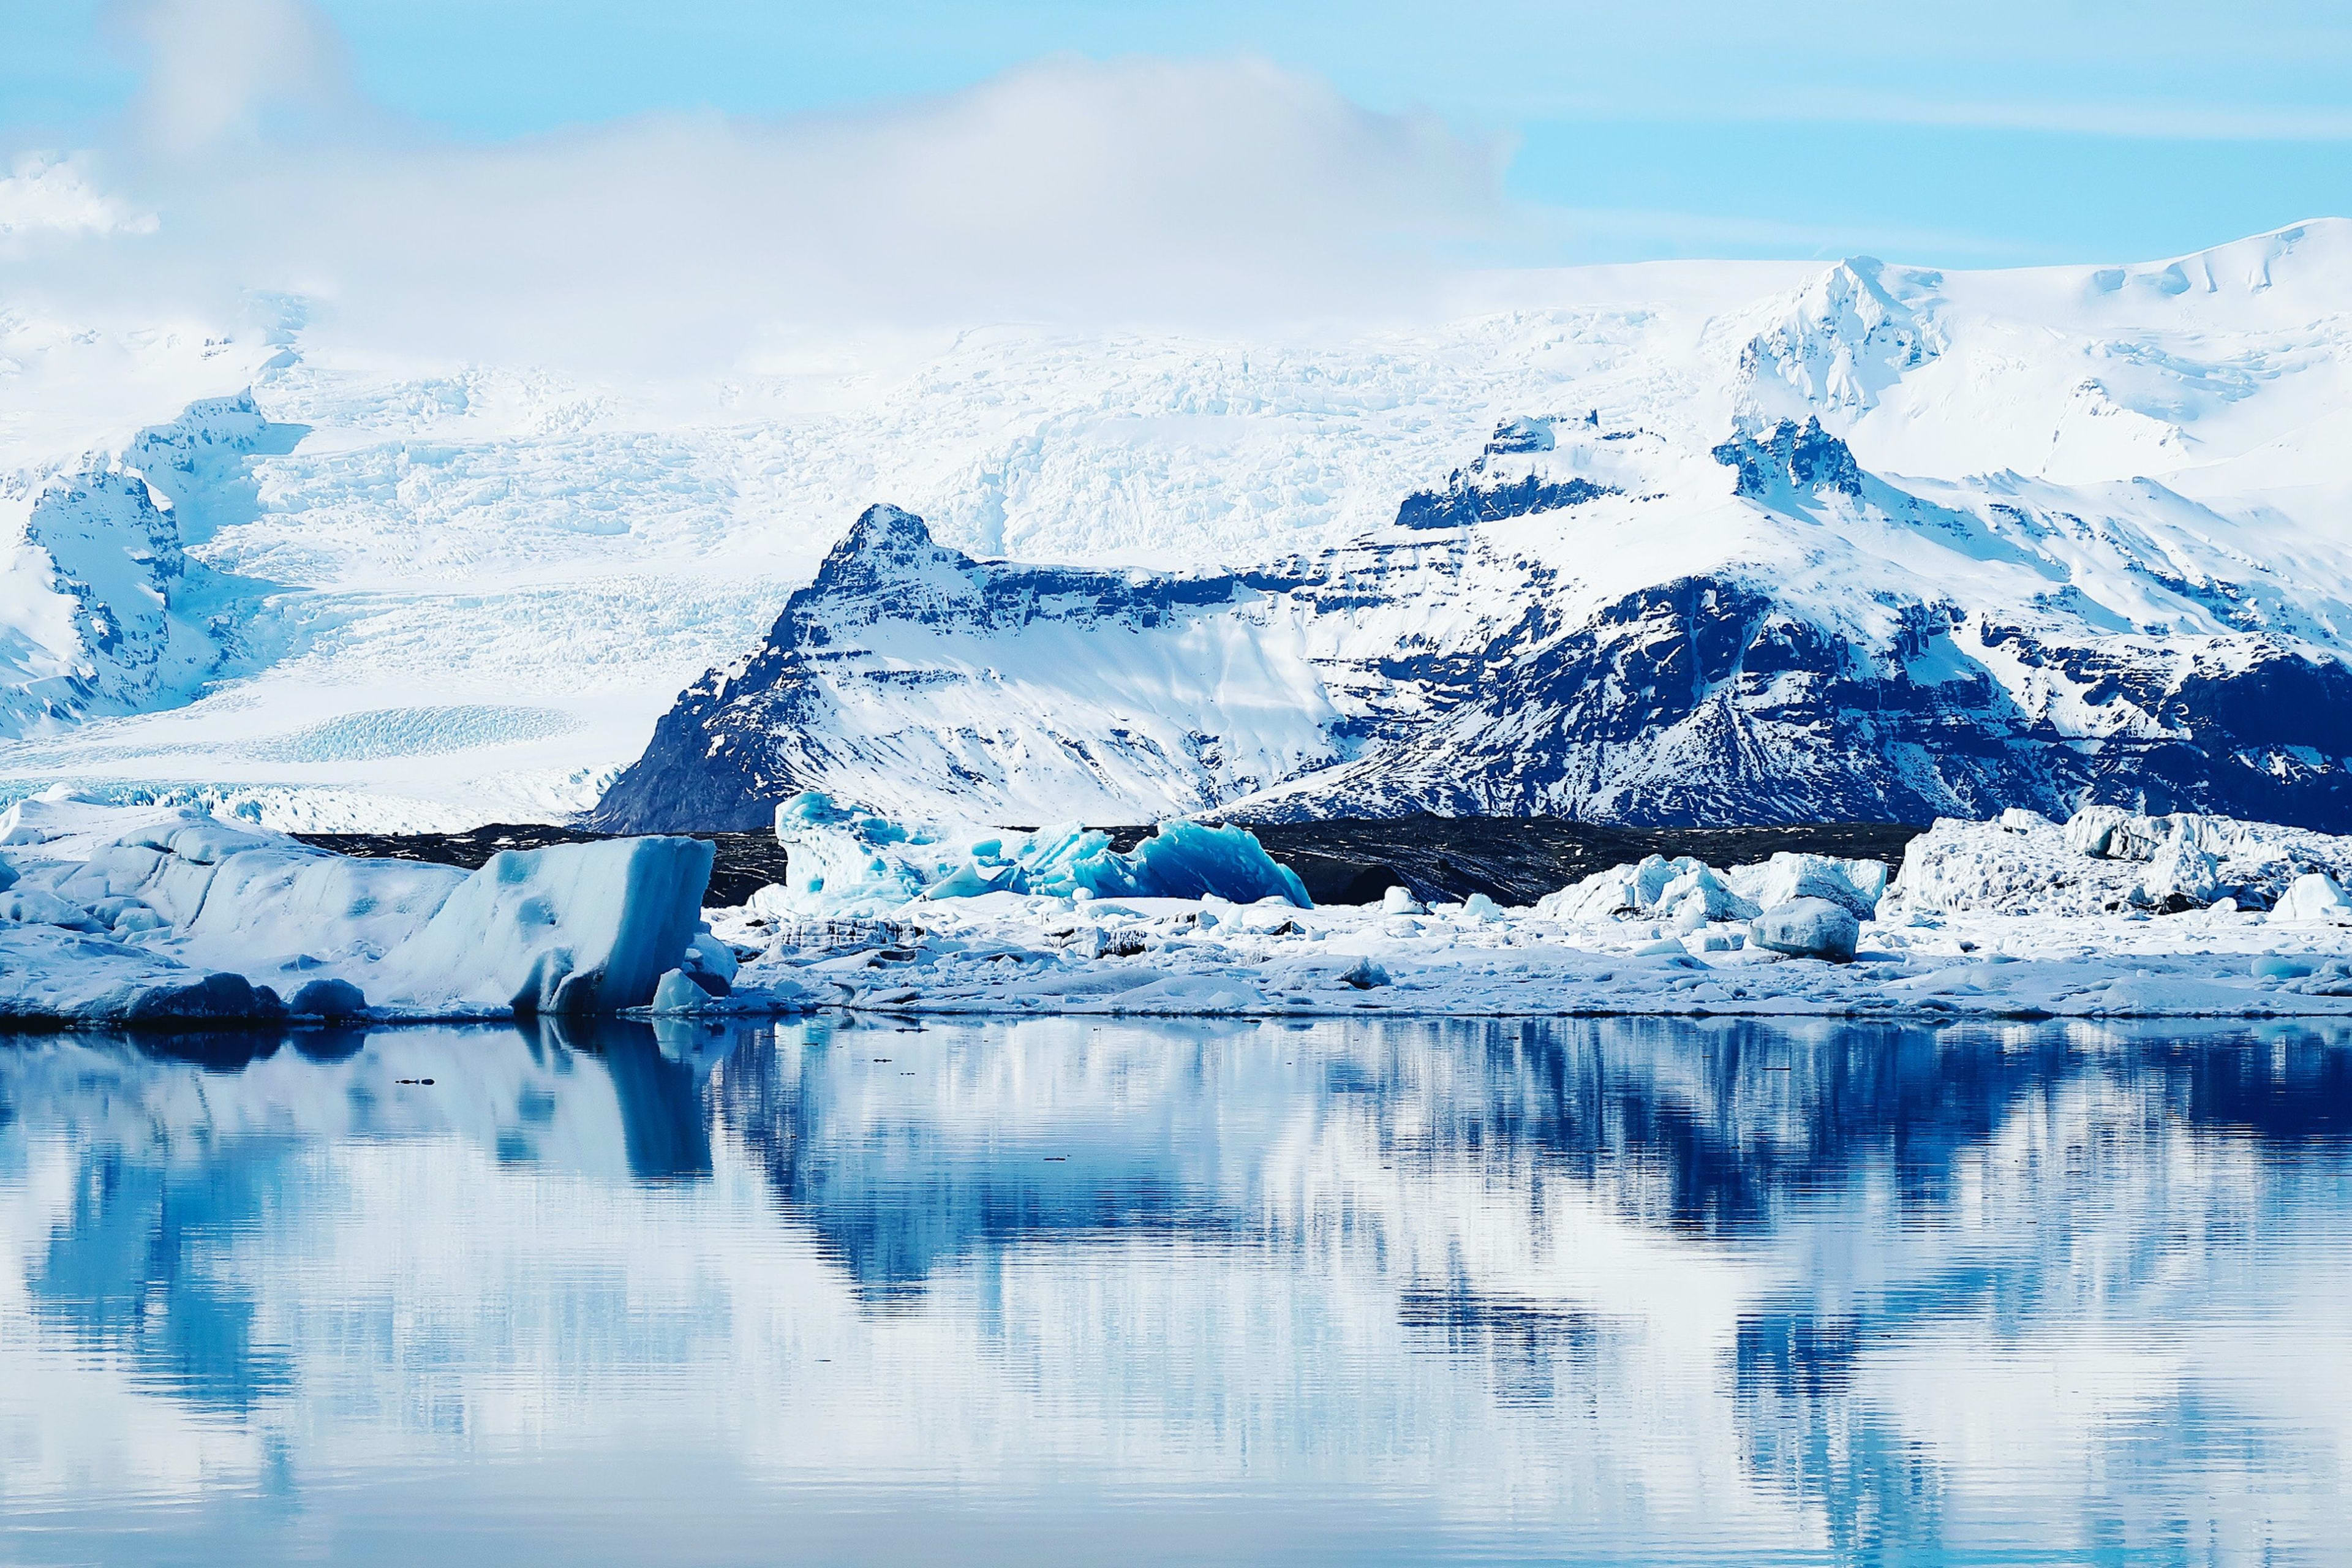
top-left (1229, 817), bottom-right (1923, 906)
top-left (300, 817), bottom-right (1924, 911)
top-left (1394, 473), bottom-right (1620, 530)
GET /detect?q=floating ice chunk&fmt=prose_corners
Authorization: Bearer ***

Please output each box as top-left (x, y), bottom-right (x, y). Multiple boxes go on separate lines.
top-left (2138, 840), bottom-right (2222, 908)
top-left (1537, 854), bottom-right (1695, 922)
top-left (1749, 897), bottom-right (1860, 963)
top-left (114, 971), bottom-right (287, 1024)
top-left (1338, 956), bottom-right (1390, 988)
top-left (770, 791), bottom-right (936, 913)
top-left (388, 837), bottom-right (715, 1012)
top-left (1381, 886), bottom-right (1427, 915)
top-left (650, 969), bottom-right (714, 1013)
top-left (1658, 863), bottom-right (1760, 926)
top-left (1730, 853), bottom-right (1883, 921)
top-left (1094, 822), bottom-right (1310, 907)
top-left (176, 842), bottom-right (467, 956)
top-left (2274, 872), bottom-right (2352, 924)
top-left (765, 791), bottom-right (1308, 914)
top-left (1461, 892), bottom-right (1502, 922)
top-left (1894, 809), bottom-right (2352, 919)
top-left (683, 930), bottom-right (738, 993)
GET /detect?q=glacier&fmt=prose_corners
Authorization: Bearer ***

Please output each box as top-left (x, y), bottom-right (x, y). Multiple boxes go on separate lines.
top-left (6, 221), bottom-right (2352, 831)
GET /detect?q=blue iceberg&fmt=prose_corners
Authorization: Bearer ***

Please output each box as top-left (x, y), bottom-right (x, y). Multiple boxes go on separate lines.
top-left (764, 793), bottom-right (1308, 914)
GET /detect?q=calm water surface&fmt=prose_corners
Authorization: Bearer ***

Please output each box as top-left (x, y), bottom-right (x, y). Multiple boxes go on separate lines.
top-left (2, 1014), bottom-right (2348, 1566)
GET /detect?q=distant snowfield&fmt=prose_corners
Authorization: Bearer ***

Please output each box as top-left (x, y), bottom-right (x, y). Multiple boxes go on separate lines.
top-left (4, 221), bottom-right (2352, 829)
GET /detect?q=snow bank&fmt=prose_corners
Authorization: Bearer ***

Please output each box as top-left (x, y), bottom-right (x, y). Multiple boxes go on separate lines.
top-left (706, 869), bottom-right (2352, 1022)
top-left (764, 791), bottom-right (1308, 916)
top-left (0, 796), bottom-right (736, 1022)
top-left (1888, 806), bottom-right (2352, 919)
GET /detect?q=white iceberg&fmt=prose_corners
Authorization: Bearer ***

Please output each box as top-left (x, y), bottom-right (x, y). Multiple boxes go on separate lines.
top-left (1536, 850), bottom-right (1882, 928)
top-left (0, 798), bottom-right (729, 1022)
top-left (1748, 897), bottom-right (1860, 963)
top-left (1888, 806), bottom-right (2352, 918)
top-left (385, 837), bottom-right (717, 1013)
top-left (2273, 871), bottom-right (2352, 924)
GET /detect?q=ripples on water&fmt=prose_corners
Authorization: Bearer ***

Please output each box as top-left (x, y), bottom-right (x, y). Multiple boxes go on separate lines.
top-left (1, 1014), bottom-right (2348, 1565)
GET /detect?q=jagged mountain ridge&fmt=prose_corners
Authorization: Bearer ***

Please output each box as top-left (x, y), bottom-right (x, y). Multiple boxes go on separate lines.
top-left (596, 400), bottom-right (2352, 831)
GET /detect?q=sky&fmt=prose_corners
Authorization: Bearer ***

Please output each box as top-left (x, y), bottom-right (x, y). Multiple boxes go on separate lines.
top-left (1, 0), bottom-right (2347, 381)
top-left (6, 0), bottom-right (2348, 270)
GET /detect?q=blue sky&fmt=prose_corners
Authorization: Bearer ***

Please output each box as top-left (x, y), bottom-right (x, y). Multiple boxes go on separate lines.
top-left (6, 0), bottom-right (2349, 270)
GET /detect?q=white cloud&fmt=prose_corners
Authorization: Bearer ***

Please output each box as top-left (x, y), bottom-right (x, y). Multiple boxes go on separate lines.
top-left (10, 5), bottom-right (1514, 379)
top-left (0, 154), bottom-right (156, 243)
top-left (105, 0), bottom-right (364, 153)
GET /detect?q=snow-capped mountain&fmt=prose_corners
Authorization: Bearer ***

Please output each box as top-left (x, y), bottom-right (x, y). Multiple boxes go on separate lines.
top-left (595, 405), bottom-right (2352, 831)
top-left (8, 221), bottom-right (2352, 831)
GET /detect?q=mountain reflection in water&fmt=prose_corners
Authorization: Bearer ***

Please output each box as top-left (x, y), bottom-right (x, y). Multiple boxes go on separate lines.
top-left (2, 1014), bottom-right (2347, 1566)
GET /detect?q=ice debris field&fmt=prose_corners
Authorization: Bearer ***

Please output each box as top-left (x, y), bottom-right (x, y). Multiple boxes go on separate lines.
top-left (6, 786), bottom-right (2352, 1028)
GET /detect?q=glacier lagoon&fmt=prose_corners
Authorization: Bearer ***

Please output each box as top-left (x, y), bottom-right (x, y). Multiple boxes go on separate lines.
top-left (3, 1014), bottom-right (2349, 1566)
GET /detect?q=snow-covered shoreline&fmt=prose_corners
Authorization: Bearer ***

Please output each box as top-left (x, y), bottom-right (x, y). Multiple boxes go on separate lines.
top-left (7, 788), bottom-right (2352, 1030)
top-left (699, 794), bottom-right (2352, 1023)
top-left (714, 892), bottom-right (2352, 1022)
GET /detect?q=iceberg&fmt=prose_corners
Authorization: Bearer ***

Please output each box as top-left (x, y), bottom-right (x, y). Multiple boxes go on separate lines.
top-left (1726, 853), bottom-right (1885, 922)
top-left (387, 837), bottom-right (717, 1013)
top-left (1748, 897), bottom-right (1860, 963)
top-left (1536, 850), bottom-right (1881, 928)
top-left (763, 791), bottom-right (1308, 915)
top-left (2273, 872), bottom-right (2352, 924)
top-left (0, 797), bottom-right (723, 1021)
top-left (1887, 807), bottom-right (2352, 918)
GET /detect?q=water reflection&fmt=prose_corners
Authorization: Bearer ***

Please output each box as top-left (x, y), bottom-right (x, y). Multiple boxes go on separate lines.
top-left (1, 1014), bottom-right (2347, 1565)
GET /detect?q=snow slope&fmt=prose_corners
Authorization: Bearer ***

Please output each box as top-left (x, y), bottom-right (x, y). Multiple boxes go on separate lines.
top-left (6, 221), bottom-right (2352, 829)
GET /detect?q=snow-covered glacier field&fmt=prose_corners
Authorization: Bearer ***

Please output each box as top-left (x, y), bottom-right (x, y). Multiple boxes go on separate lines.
top-left (7, 217), bottom-right (2352, 830)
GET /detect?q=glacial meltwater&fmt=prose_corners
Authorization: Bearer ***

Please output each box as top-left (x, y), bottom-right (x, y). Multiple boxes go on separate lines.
top-left (2, 1016), bottom-right (2348, 1566)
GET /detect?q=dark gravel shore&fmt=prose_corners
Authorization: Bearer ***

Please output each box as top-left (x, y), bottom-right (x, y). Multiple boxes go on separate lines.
top-left (296, 816), bottom-right (1924, 908)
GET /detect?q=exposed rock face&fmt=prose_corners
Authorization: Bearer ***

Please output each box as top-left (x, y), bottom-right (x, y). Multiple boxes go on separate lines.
top-left (592, 503), bottom-right (1330, 831)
